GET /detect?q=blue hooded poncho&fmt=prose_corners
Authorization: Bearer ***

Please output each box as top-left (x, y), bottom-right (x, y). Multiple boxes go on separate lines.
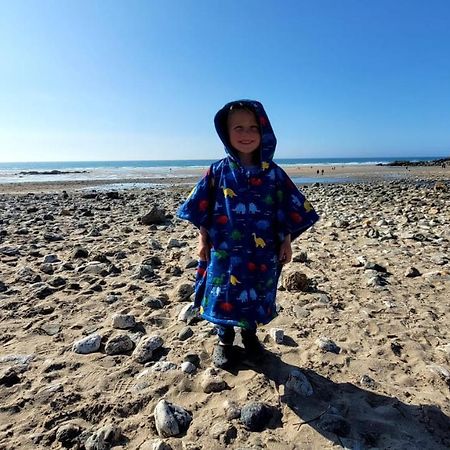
top-left (177, 100), bottom-right (319, 329)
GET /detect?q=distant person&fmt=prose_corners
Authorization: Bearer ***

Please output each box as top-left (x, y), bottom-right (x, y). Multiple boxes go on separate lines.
top-left (321, 169), bottom-right (324, 175)
top-left (177, 100), bottom-right (319, 368)
top-left (316, 169), bottom-right (320, 174)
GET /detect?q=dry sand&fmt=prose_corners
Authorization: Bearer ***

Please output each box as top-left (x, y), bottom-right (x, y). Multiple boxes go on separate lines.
top-left (0, 165), bottom-right (449, 449)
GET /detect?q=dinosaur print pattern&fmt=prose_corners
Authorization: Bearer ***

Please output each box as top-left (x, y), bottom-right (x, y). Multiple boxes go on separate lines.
top-left (177, 100), bottom-right (319, 329)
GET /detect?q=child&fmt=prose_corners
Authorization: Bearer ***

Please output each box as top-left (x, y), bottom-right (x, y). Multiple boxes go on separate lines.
top-left (177, 100), bottom-right (319, 368)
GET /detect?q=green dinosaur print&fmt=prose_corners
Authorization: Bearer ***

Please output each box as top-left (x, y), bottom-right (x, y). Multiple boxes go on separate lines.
top-left (212, 274), bottom-right (225, 286)
top-left (215, 250), bottom-right (228, 260)
top-left (277, 190), bottom-right (284, 201)
top-left (231, 229), bottom-right (243, 240)
top-left (264, 194), bottom-right (274, 205)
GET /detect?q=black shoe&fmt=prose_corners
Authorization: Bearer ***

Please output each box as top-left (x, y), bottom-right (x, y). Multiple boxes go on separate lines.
top-left (212, 344), bottom-right (234, 368)
top-left (241, 330), bottom-right (265, 356)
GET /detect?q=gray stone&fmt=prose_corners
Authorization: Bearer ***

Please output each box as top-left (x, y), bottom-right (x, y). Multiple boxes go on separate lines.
top-left (105, 334), bottom-right (134, 355)
top-left (201, 368), bottom-right (229, 393)
top-left (167, 238), bottom-right (182, 249)
top-left (270, 328), bottom-right (284, 344)
top-left (43, 254), bottom-right (59, 264)
top-left (56, 423), bottom-right (81, 448)
top-left (405, 267), bottom-right (421, 277)
top-left (132, 335), bottom-right (163, 363)
top-left (175, 283), bottom-right (194, 302)
top-left (85, 423), bottom-right (121, 450)
top-left (178, 304), bottom-right (199, 324)
top-left (178, 326), bottom-right (194, 341)
top-left (285, 369), bottom-right (313, 396)
top-left (240, 402), bottom-right (274, 432)
top-left (154, 399), bottom-right (192, 437)
top-left (316, 337), bottom-right (341, 354)
top-left (209, 422), bottom-right (237, 445)
top-left (111, 313), bottom-right (136, 329)
top-left (72, 334), bottom-right (102, 354)
top-left (141, 207), bottom-right (166, 225)
top-left (150, 361), bottom-right (178, 372)
top-left (181, 361), bottom-right (196, 374)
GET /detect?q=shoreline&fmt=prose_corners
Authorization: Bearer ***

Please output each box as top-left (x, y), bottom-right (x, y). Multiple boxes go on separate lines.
top-left (1, 164), bottom-right (449, 194)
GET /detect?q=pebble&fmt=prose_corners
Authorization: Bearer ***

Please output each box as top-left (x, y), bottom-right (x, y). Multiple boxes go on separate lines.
top-left (72, 334), bottom-right (102, 354)
top-left (270, 328), bottom-right (284, 344)
top-left (167, 238), bottom-right (182, 249)
top-left (55, 423), bottom-right (82, 448)
top-left (183, 353), bottom-right (201, 367)
top-left (201, 368), bottom-right (229, 393)
top-left (285, 369), bottom-right (313, 396)
top-left (111, 313), bottom-right (136, 329)
top-left (282, 270), bottom-right (309, 291)
top-left (154, 399), bottom-right (192, 437)
top-left (105, 334), bottom-right (134, 355)
top-left (316, 337), bottom-right (341, 354)
top-left (178, 326), bottom-right (194, 341)
top-left (223, 400), bottom-right (241, 420)
top-left (405, 267), bottom-right (421, 277)
top-left (240, 402), bottom-right (274, 432)
top-left (132, 335), bottom-right (164, 363)
top-left (150, 361), bottom-right (178, 372)
top-left (141, 207), bottom-right (166, 225)
top-left (85, 423), bottom-right (121, 450)
top-left (175, 283), bottom-right (195, 301)
top-left (181, 361), bottom-right (196, 374)
top-left (209, 422), bottom-right (237, 445)
top-left (178, 304), bottom-right (199, 324)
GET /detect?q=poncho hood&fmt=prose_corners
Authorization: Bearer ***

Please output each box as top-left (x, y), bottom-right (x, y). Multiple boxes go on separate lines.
top-left (214, 99), bottom-right (277, 166)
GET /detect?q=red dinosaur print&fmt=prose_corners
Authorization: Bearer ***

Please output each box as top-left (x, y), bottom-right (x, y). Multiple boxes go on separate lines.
top-left (250, 177), bottom-right (263, 187)
top-left (198, 199), bottom-right (209, 212)
top-left (216, 215), bottom-right (228, 225)
top-left (289, 212), bottom-right (303, 223)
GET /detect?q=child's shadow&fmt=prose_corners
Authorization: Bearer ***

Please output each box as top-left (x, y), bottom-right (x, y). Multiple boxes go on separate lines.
top-left (231, 348), bottom-right (450, 449)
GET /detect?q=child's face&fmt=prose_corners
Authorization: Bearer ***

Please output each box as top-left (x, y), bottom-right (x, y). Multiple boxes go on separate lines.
top-left (227, 110), bottom-right (261, 158)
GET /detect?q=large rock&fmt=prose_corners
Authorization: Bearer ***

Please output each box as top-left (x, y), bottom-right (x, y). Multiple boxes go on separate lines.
top-left (105, 334), bottom-right (134, 355)
top-left (72, 334), bottom-right (102, 354)
top-left (281, 271), bottom-right (309, 291)
top-left (141, 207), bottom-right (166, 225)
top-left (132, 335), bottom-right (163, 363)
top-left (154, 399), bottom-right (192, 437)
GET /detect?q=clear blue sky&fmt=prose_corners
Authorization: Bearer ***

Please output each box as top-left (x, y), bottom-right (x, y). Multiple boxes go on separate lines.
top-left (1, 0), bottom-right (449, 162)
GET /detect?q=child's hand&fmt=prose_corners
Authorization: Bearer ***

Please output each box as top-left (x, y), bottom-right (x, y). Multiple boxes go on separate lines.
top-left (198, 240), bottom-right (211, 262)
top-left (198, 226), bottom-right (211, 262)
top-left (278, 235), bottom-right (292, 264)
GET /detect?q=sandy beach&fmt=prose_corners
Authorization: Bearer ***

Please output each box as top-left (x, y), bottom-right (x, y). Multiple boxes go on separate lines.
top-left (1, 165), bottom-right (449, 449)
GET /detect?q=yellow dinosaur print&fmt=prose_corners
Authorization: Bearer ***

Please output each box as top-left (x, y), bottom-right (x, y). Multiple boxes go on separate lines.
top-left (304, 200), bottom-right (313, 212)
top-left (252, 233), bottom-right (266, 248)
top-left (230, 275), bottom-right (241, 285)
top-left (261, 161), bottom-right (270, 170)
top-left (222, 187), bottom-right (237, 198)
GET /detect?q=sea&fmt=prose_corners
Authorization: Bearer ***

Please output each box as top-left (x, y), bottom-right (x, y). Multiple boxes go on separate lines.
top-left (0, 156), bottom-right (443, 188)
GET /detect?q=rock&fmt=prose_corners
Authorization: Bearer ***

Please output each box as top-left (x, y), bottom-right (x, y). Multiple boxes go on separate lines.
top-left (111, 313), bottom-right (136, 329)
top-left (56, 423), bottom-right (82, 448)
top-left (364, 262), bottom-right (387, 272)
top-left (104, 294), bottom-right (120, 304)
top-left (105, 334), bottom-right (134, 355)
top-left (44, 232), bottom-right (64, 242)
top-left (143, 296), bottom-right (165, 309)
top-left (427, 364), bottom-right (450, 383)
top-left (142, 440), bottom-right (173, 450)
top-left (72, 247), bottom-right (89, 258)
top-left (405, 267), bottom-right (421, 277)
top-left (154, 399), bottom-right (192, 437)
top-left (316, 337), bottom-right (341, 354)
top-left (132, 335), bottom-right (164, 363)
top-left (183, 354), bottom-right (200, 367)
top-left (0, 367), bottom-right (20, 387)
top-left (85, 423), bottom-right (121, 450)
top-left (167, 238), bottom-right (182, 249)
top-left (318, 413), bottom-right (350, 437)
top-left (282, 271), bottom-right (309, 291)
top-left (201, 368), bottom-right (229, 393)
top-left (292, 251), bottom-right (308, 263)
top-left (141, 207), bottom-right (166, 225)
top-left (136, 264), bottom-right (154, 279)
top-left (178, 304), bottom-right (199, 324)
top-left (209, 422), bottom-right (237, 445)
top-left (224, 400), bottom-right (241, 420)
top-left (0, 281), bottom-right (7, 292)
top-left (150, 361), bottom-right (178, 372)
top-left (181, 361), bottom-right (196, 374)
top-left (81, 262), bottom-right (108, 276)
top-left (285, 369), bottom-right (313, 396)
top-left (240, 402), bottom-right (274, 432)
top-left (32, 283), bottom-right (54, 299)
top-left (43, 254), bottom-right (59, 264)
top-left (175, 283), bottom-right (194, 301)
top-left (270, 328), bottom-right (284, 344)
top-left (360, 374), bottom-right (376, 389)
top-left (178, 326), bottom-right (194, 341)
top-left (72, 334), bottom-right (102, 354)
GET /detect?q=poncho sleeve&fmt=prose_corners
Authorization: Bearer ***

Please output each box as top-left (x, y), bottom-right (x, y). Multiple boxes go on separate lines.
top-left (275, 167), bottom-right (319, 242)
top-left (177, 165), bottom-right (215, 230)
